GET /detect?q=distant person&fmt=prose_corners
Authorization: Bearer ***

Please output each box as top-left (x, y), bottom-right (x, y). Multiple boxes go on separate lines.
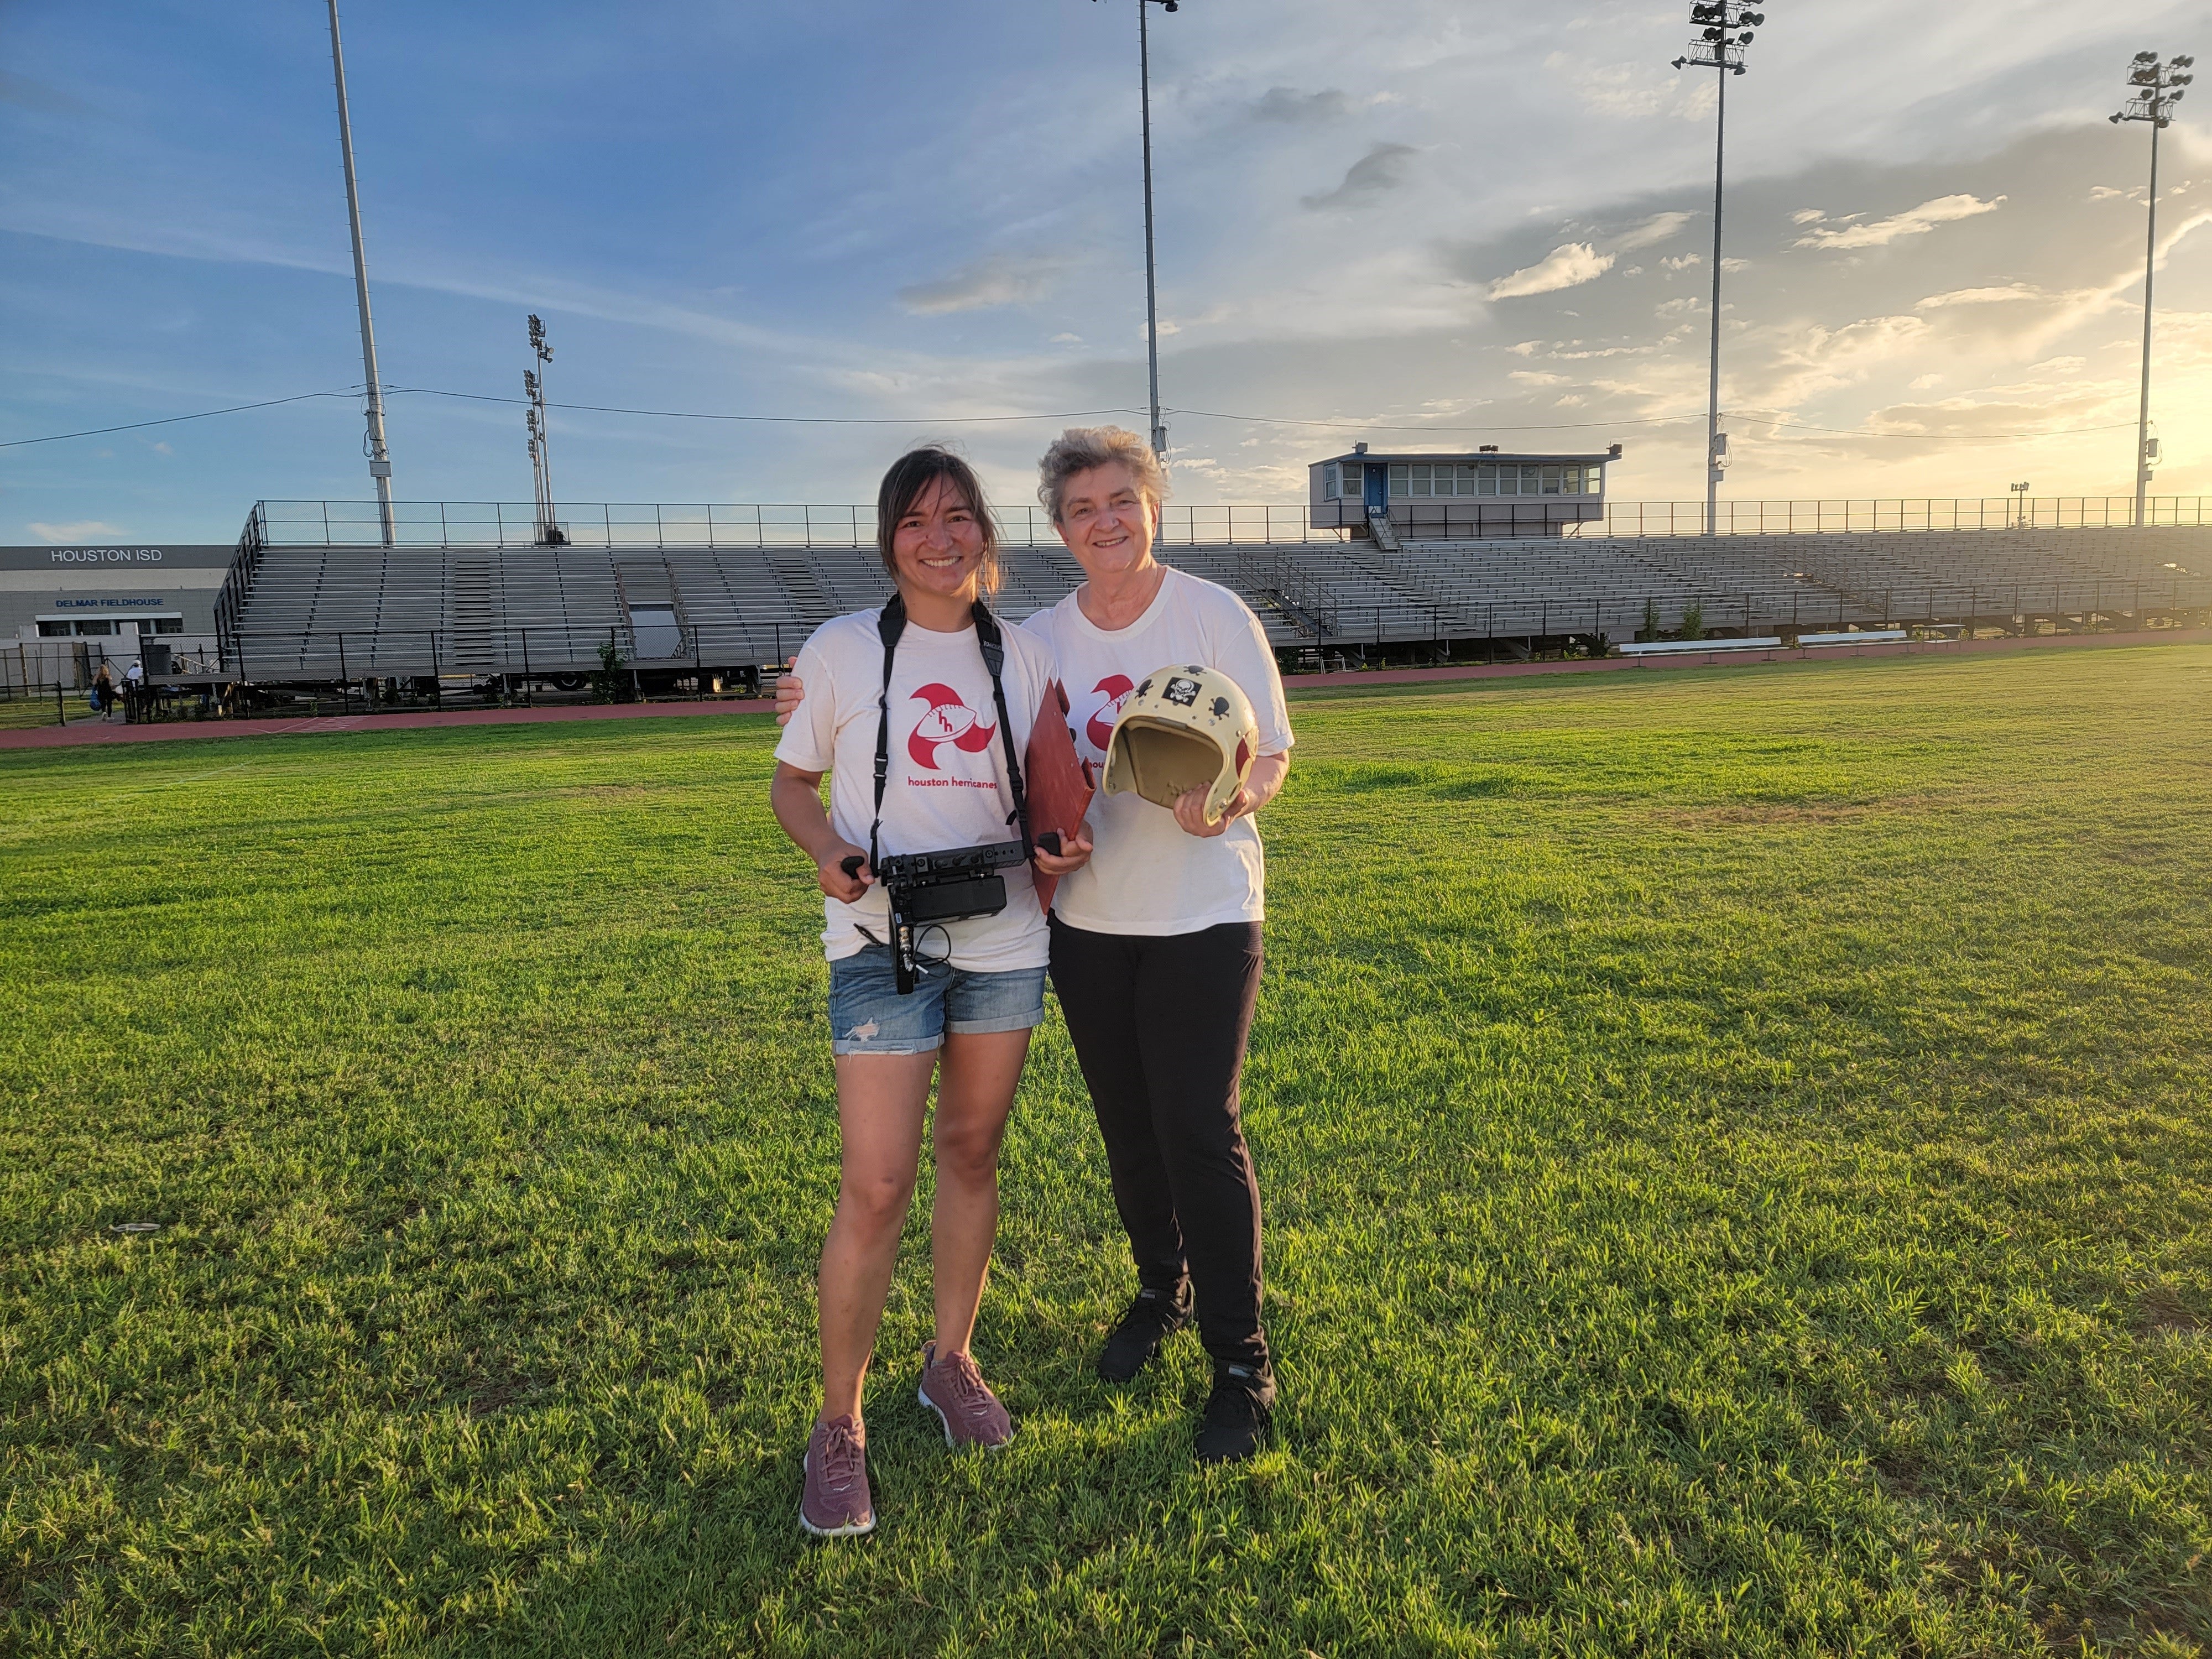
top-left (91, 662), bottom-right (116, 722)
top-left (124, 658), bottom-right (145, 723)
top-left (769, 446), bottom-right (1091, 1539)
top-left (779, 426), bottom-right (1295, 1463)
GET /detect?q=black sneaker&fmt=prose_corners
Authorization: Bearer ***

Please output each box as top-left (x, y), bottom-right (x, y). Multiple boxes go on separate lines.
top-left (1194, 1361), bottom-right (1276, 1463)
top-left (1095, 1284), bottom-right (1192, 1384)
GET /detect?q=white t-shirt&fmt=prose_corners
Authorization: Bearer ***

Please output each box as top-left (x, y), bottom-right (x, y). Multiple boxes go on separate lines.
top-left (774, 607), bottom-right (1056, 969)
top-left (1021, 566), bottom-right (1293, 937)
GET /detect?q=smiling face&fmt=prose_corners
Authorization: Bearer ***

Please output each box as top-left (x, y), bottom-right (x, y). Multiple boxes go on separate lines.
top-left (1054, 461), bottom-right (1157, 580)
top-left (889, 474), bottom-right (987, 604)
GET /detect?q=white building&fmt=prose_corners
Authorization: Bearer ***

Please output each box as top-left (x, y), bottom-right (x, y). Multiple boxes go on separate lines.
top-left (1309, 443), bottom-right (1619, 539)
top-left (1, 543), bottom-right (231, 686)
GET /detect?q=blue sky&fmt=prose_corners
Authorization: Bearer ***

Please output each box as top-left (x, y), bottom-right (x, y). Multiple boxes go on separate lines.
top-left (3, 0), bottom-right (2209, 542)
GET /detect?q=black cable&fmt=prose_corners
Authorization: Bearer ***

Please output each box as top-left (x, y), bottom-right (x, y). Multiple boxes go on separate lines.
top-left (1726, 409), bottom-right (2140, 441)
top-left (0, 389), bottom-right (361, 449)
top-left (1165, 406), bottom-right (1708, 432)
top-left (0, 383), bottom-right (2148, 451)
top-left (387, 386), bottom-right (1149, 426)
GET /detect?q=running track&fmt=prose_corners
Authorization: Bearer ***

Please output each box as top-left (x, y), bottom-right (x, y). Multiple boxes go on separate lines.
top-left (4, 626), bottom-right (2206, 752)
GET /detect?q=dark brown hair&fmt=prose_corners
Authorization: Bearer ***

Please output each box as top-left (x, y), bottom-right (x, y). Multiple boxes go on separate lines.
top-left (875, 446), bottom-right (1001, 597)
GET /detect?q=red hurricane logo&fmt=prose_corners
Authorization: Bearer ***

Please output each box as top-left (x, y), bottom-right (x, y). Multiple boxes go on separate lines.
top-left (1085, 674), bottom-right (1135, 754)
top-left (907, 682), bottom-right (997, 770)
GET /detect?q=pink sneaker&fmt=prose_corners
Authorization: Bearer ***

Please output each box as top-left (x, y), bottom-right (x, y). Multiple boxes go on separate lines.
top-left (918, 1342), bottom-right (1014, 1450)
top-left (800, 1414), bottom-right (874, 1537)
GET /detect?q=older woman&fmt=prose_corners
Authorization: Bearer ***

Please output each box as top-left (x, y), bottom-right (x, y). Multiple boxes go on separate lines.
top-left (778, 427), bottom-right (1293, 1462)
top-left (1020, 427), bottom-right (1292, 1462)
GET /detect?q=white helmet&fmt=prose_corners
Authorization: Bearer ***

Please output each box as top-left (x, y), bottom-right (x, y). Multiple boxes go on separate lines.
top-left (1101, 664), bottom-right (1259, 826)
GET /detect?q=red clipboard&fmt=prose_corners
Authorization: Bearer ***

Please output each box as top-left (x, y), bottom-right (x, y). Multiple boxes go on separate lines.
top-left (1025, 679), bottom-right (1094, 914)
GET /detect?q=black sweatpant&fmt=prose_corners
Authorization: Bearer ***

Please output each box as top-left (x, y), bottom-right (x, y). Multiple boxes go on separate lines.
top-left (1048, 915), bottom-right (1268, 1370)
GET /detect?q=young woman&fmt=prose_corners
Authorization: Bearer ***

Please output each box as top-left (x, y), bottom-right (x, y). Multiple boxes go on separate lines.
top-left (770, 446), bottom-right (1089, 1538)
top-left (781, 428), bottom-right (1293, 1463)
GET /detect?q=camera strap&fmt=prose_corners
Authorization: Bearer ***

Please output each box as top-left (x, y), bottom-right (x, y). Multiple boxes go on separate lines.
top-left (864, 593), bottom-right (1029, 874)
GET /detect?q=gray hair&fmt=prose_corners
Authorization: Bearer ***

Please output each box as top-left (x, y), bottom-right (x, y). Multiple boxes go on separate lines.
top-left (1036, 426), bottom-right (1170, 524)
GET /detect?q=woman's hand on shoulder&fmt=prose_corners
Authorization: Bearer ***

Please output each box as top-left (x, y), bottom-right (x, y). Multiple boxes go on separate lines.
top-left (1173, 785), bottom-right (1250, 839)
top-left (818, 841), bottom-right (872, 902)
top-left (774, 657), bottom-right (804, 727)
top-left (1033, 821), bottom-right (1094, 876)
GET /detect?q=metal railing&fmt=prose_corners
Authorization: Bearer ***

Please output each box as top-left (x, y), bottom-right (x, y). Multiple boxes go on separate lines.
top-left (253, 500), bottom-right (1342, 550)
top-left (1563, 498), bottom-right (2212, 537)
top-left (249, 496), bottom-right (2212, 550)
top-left (216, 620), bottom-right (816, 685)
top-left (1263, 577), bottom-right (2210, 649)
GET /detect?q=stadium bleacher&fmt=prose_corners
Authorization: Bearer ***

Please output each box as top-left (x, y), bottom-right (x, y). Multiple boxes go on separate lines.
top-left (218, 510), bottom-right (2212, 688)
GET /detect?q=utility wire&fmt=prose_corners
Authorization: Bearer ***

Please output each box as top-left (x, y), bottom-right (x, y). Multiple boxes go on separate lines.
top-left (1727, 408), bottom-right (2141, 441)
top-left (0, 389), bottom-right (361, 449)
top-left (387, 386), bottom-right (1149, 426)
top-left (0, 383), bottom-right (2153, 450)
top-left (1166, 406), bottom-right (1707, 432)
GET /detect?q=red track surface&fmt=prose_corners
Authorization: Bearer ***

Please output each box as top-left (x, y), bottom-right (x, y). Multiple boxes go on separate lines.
top-left (3, 627), bottom-right (2206, 752)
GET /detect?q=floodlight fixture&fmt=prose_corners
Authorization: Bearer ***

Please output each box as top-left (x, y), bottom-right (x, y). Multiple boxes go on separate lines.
top-left (524, 316), bottom-right (563, 545)
top-left (2113, 50), bottom-right (2194, 526)
top-left (1667, 0), bottom-right (1765, 532)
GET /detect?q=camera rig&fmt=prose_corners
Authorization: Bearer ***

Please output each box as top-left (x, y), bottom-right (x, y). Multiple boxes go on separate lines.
top-left (844, 837), bottom-right (1045, 993)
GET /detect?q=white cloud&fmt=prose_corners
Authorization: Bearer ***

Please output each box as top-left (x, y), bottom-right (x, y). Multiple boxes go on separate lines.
top-left (1543, 55), bottom-right (1679, 121)
top-left (1794, 194), bottom-right (2006, 249)
top-left (1661, 253), bottom-right (1701, 271)
top-left (897, 252), bottom-right (1070, 315)
top-left (1488, 243), bottom-right (1614, 300)
top-left (1791, 208), bottom-right (1827, 225)
top-left (1509, 370), bottom-right (1571, 385)
top-left (1615, 211), bottom-right (1694, 251)
top-left (1916, 283), bottom-right (2052, 309)
top-left (29, 520), bottom-right (127, 542)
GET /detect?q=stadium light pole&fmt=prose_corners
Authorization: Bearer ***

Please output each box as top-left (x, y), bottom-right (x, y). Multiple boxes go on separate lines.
top-left (2112, 51), bottom-right (2193, 528)
top-left (326, 0), bottom-right (394, 545)
top-left (1673, 2), bottom-right (1764, 537)
top-left (1099, 0), bottom-right (1178, 457)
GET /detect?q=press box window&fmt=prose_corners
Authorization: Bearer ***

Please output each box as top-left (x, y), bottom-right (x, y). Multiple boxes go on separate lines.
top-left (1387, 464), bottom-right (1409, 497)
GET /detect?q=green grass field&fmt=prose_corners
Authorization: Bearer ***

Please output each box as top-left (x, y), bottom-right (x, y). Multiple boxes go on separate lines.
top-left (4, 646), bottom-right (2209, 1657)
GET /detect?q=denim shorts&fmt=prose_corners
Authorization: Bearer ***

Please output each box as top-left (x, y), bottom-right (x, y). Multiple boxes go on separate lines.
top-left (826, 946), bottom-right (1047, 1056)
